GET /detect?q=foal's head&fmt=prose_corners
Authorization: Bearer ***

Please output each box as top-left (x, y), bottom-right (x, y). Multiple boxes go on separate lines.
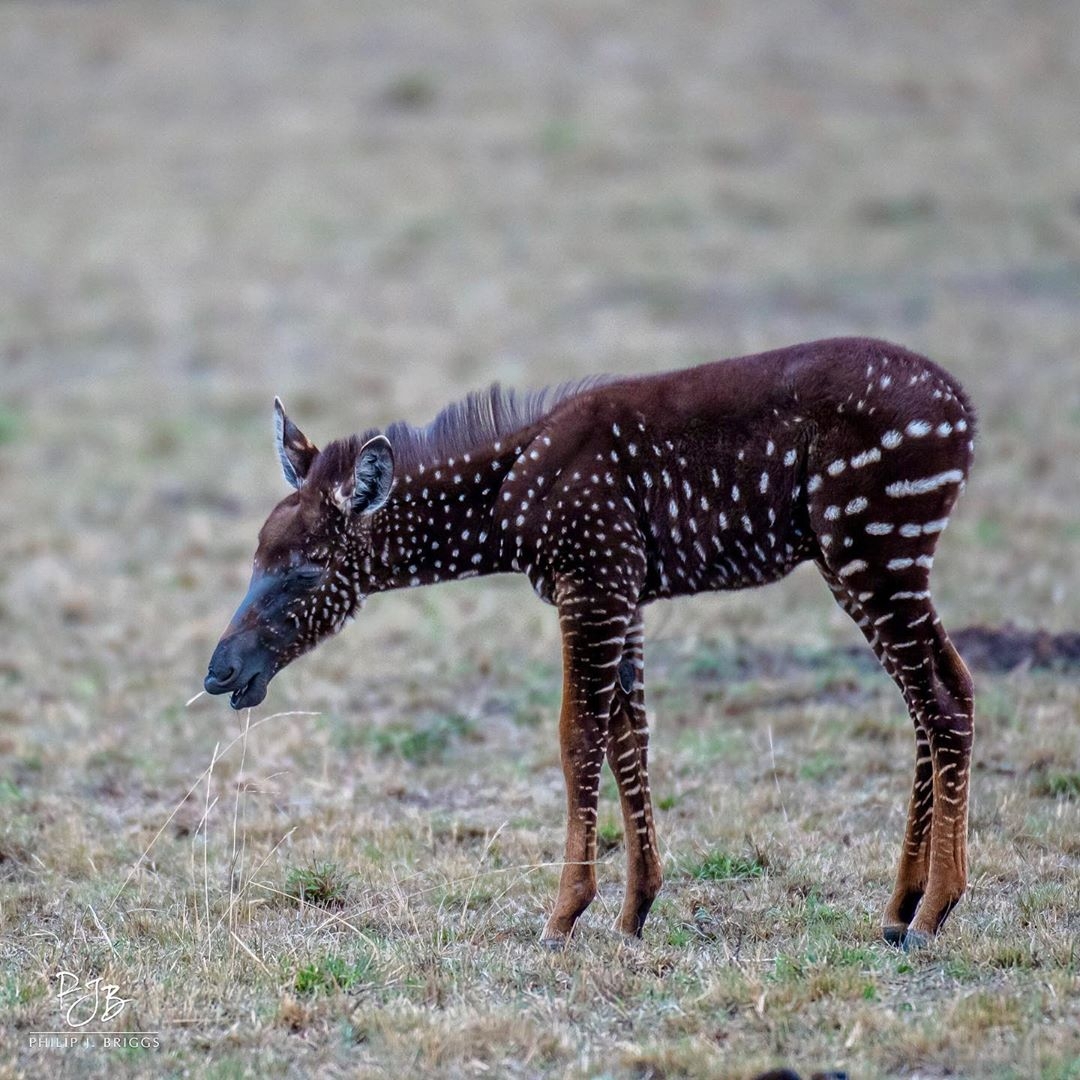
top-left (203, 400), bottom-right (394, 709)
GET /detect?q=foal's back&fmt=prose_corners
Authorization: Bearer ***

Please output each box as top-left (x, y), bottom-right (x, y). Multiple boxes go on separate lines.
top-left (527, 337), bottom-right (974, 604)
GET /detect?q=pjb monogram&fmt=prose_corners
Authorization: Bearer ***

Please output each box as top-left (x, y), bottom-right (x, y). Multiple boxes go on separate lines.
top-left (54, 971), bottom-right (129, 1028)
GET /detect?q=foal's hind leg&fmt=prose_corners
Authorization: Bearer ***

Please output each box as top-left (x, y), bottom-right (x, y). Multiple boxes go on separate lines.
top-left (905, 626), bottom-right (974, 944)
top-left (822, 572), bottom-right (974, 945)
top-left (822, 578), bottom-right (935, 942)
top-left (884, 722), bottom-right (935, 943)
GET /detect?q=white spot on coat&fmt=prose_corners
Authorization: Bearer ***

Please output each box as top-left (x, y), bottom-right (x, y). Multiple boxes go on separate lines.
top-left (850, 447), bottom-right (881, 469)
top-left (886, 470), bottom-right (964, 497)
top-left (838, 559), bottom-right (868, 578)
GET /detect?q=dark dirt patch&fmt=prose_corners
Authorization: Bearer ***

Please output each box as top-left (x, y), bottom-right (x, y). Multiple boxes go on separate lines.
top-left (949, 624), bottom-right (1080, 672)
top-left (669, 626), bottom-right (1080, 685)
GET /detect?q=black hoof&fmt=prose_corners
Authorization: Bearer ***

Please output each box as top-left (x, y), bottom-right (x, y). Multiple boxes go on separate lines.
top-left (882, 924), bottom-right (907, 947)
top-left (539, 935), bottom-right (569, 952)
top-left (901, 928), bottom-right (932, 952)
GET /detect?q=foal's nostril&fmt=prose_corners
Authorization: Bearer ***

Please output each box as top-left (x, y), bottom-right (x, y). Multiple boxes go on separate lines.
top-left (205, 649), bottom-right (242, 694)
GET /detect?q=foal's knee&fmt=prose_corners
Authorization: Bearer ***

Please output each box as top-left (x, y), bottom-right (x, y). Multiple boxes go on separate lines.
top-left (922, 638), bottom-right (974, 745)
top-left (935, 636), bottom-right (974, 705)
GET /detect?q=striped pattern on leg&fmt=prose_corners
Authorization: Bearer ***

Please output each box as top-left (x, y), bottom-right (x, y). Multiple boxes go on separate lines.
top-left (540, 580), bottom-right (637, 946)
top-left (605, 611), bottom-right (662, 937)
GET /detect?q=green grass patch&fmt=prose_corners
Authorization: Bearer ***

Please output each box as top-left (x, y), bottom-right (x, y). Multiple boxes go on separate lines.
top-left (285, 860), bottom-right (353, 908)
top-left (684, 849), bottom-right (767, 882)
top-left (798, 751), bottom-right (840, 782)
top-left (1032, 770), bottom-right (1080, 799)
top-left (293, 951), bottom-right (374, 996)
top-left (802, 891), bottom-right (848, 928)
top-left (665, 924), bottom-right (696, 947)
top-left (596, 819), bottom-right (623, 854)
top-left (0, 974), bottom-right (39, 1007)
top-left (373, 713), bottom-right (476, 764)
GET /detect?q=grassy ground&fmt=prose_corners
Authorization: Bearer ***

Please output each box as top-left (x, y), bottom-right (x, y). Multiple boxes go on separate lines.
top-left (2, 2), bottom-right (1080, 1077)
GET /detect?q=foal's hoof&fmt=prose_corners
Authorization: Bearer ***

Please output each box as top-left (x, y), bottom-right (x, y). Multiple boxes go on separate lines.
top-left (901, 928), bottom-right (933, 952)
top-left (539, 932), bottom-right (571, 952)
top-left (882, 924), bottom-right (907, 948)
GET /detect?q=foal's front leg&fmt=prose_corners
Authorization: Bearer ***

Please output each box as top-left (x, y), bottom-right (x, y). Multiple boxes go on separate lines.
top-left (540, 589), bottom-right (635, 947)
top-left (606, 612), bottom-right (662, 937)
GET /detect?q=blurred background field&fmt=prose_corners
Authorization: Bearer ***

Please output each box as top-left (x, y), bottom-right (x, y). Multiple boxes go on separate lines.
top-left (1, 3), bottom-right (1079, 1078)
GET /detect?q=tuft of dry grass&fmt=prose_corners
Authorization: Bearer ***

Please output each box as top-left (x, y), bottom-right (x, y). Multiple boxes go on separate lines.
top-left (285, 860), bottom-right (355, 909)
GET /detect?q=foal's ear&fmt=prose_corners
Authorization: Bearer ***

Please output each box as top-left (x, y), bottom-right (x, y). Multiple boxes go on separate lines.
top-left (348, 435), bottom-right (394, 515)
top-left (274, 397), bottom-right (319, 489)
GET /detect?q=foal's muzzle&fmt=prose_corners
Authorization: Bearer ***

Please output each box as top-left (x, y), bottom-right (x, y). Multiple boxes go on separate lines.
top-left (204, 634), bottom-right (273, 709)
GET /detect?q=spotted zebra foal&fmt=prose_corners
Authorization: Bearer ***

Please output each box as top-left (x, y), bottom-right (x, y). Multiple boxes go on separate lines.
top-left (204, 337), bottom-right (975, 949)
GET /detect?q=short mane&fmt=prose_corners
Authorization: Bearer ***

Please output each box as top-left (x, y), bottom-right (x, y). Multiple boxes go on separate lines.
top-left (357, 376), bottom-right (613, 470)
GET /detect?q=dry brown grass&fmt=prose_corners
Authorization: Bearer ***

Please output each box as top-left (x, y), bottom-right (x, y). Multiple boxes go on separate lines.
top-left (3, 2), bottom-right (1080, 1077)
